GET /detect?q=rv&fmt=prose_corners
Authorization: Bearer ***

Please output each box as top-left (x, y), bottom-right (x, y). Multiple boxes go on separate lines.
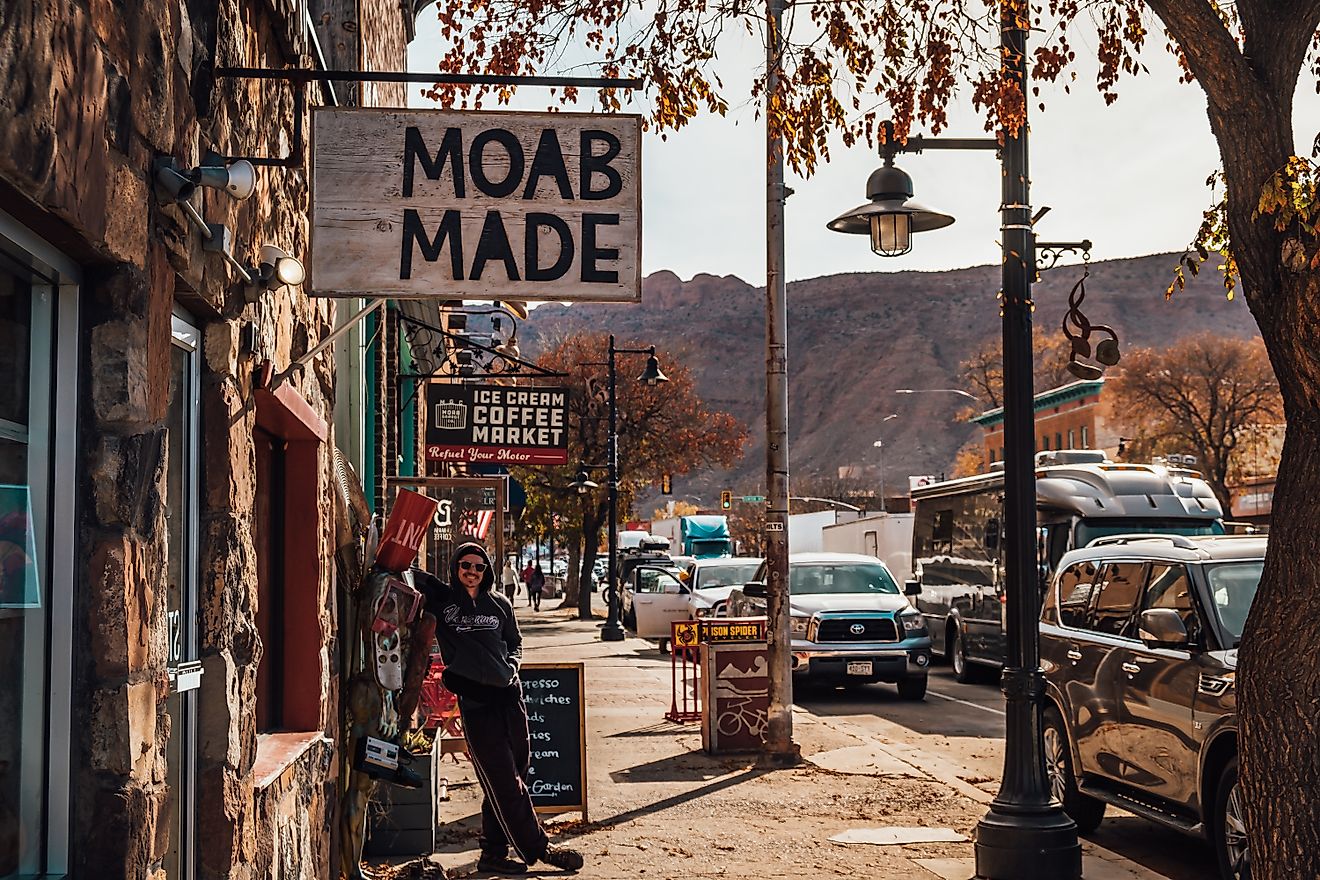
top-left (909, 450), bottom-right (1224, 681)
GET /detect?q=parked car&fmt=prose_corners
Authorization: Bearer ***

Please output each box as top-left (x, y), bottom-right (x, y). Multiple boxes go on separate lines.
top-left (621, 563), bottom-right (689, 649)
top-left (1039, 534), bottom-right (1263, 880)
top-left (683, 557), bottom-right (763, 618)
top-left (726, 552), bottom-right (931, 699)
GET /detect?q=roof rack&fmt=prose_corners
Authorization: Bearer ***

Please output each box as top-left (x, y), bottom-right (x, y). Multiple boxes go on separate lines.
top-left (1086, 534), bottom-right (1199, 550)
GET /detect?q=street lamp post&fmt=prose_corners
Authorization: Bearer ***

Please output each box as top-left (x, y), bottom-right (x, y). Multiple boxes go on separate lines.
top-left (589, 334), bottom-right (668, 642)
top-left (873, 413), bottom-right (898, 512)
top-left (827, 2), bottom-right (1085, 876)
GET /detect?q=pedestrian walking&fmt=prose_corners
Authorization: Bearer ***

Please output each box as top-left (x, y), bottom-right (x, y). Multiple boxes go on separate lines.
top-left (528, 564), bottom-right (546, 612)
top-left (502, 558), bottom-right (519, 603)
top-left (414, 543), bottom-right (584, 875)
top-left (521, 561), bottom-right (534, 606)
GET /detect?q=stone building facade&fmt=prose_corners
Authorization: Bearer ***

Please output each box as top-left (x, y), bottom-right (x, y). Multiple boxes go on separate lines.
top-left (0, 1), bottom-right (414, 877)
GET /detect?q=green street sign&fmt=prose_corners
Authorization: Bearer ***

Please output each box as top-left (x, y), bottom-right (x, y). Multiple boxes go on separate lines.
top-left (741, 495), bottom-right (766, 503)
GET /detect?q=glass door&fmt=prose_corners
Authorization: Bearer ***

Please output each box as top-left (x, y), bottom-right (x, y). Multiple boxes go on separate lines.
top-left (164, 313), bottom-right (202, 880)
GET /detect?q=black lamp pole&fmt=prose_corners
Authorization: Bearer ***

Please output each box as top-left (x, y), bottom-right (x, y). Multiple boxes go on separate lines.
top-left (597, 334), bottom-right (667, 642)
top-left (601, 335), bottom-right (626, 641)
top-left (826, 1), bottom-right (1086, 873)
top-left (971, 1), bottom-right (1081, 875)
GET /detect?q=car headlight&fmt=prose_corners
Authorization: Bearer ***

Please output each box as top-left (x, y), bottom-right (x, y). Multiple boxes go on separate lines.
top-left (694, 607), bottom-right (711, 619)
top-left (790, 616), bottom-right (810, 637)
top-left (900, 612), bottom-right (925, 634)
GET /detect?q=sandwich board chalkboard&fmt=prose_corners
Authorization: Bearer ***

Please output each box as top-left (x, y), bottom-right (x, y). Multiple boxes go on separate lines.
top-left (520, 662), bottom-right (587, 818)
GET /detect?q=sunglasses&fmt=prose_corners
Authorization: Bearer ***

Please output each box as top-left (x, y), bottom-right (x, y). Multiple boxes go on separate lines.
top-left (458, 561), bottom-right (487, 573)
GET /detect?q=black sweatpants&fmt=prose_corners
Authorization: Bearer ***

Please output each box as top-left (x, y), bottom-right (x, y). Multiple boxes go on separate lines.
top-left (459, 689), bottom-right (550, 864)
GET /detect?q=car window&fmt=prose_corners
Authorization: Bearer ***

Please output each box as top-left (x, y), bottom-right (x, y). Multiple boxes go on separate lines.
top-left (1143, 563), bottom-right (1200, 643)
top-left (1091, 561), bottom-right (1147, 638)
top-left (1057, 561), bottom-right (1099, 629)
top-left (695, 563), bottom-right (760, 590)
top-left (636, 568), bottom-right (681, 593)
top-left (789, 563), bottom-right (899, 595)
top-left (1204, 560), bottom-right (1263, 646)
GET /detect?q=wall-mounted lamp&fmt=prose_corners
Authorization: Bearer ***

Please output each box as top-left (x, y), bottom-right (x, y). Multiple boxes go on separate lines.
top-left (153, 154), bottom-right (256, 205)
top-left (244, 244), bottom-right (306, 300)
top-left (153, 153), bottom-right (261, 285)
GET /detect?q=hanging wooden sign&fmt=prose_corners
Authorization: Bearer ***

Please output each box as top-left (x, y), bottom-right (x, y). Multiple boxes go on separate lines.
top-left (310, 108), bottom-right (642, 302)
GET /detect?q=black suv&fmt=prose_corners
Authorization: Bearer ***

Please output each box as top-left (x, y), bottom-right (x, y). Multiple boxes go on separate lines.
top-left (1039, 534), bottom-right (1263, 880)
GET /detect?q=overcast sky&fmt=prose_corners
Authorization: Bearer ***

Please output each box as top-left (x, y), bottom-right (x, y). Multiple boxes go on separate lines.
top-left (408, 16), bottom-right (1319, 286)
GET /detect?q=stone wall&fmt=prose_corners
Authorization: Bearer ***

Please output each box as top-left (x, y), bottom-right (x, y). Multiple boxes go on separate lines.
top-left (0, 0), bottom-right (409, 877)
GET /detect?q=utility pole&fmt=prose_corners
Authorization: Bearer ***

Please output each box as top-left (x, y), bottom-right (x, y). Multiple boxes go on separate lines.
top-left (763, 0), bottom-right (798, 764)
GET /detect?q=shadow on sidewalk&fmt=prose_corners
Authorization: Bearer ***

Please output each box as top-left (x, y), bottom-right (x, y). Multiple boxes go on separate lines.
top-left (574, 767), bottom-right (770, 831)
top-left (606, 722), bottom-right (698, 738)
top-left (607, 750), bottom-right (737, 784)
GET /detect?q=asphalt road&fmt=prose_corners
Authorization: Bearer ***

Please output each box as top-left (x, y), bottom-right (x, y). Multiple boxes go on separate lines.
top-left (794, 663), bottom-right (1222, 880)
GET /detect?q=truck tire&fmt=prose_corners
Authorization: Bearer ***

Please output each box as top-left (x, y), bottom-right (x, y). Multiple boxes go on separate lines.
top-left (897, 675), bottom-right (927, 701)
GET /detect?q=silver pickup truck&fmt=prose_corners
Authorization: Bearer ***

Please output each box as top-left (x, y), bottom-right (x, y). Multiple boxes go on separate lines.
top-left (727, 552), bottom-right (932, 700)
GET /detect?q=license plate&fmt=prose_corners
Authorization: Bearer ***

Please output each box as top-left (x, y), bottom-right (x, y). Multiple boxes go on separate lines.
top-left (847, 661), bottom-right (873, 676)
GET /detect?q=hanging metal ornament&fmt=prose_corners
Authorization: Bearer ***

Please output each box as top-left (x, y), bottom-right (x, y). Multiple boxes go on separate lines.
top-left (1061, 265), bottom-right (1121, 380)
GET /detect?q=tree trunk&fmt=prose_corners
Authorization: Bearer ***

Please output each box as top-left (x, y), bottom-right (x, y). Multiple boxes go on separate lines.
top-left (1238, 420), bottom-right (1320, 876)
top-left (1144, 3), bottom-right (1320, 869)
top-left (560, 538), bottom-right (582, 611)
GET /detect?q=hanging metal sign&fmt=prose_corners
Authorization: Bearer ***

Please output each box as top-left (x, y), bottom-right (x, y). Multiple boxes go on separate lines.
top-left (310, 108), bottom-right (642, 302)
top-left (424, 382), bottom-right (569, 465)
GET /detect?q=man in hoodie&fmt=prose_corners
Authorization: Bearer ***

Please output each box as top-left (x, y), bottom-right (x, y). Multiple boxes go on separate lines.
top-left (414, 542), bottom-right (584, 875)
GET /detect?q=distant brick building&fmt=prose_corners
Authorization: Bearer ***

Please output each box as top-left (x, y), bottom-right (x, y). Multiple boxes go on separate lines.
top-left (972, 379), bottom-right (1120, 469)
top-left (0, 2), bottom-right (414, 878)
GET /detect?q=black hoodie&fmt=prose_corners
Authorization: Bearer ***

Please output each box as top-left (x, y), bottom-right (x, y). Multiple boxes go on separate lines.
top-left (414, 542), bottom-right (523, 700)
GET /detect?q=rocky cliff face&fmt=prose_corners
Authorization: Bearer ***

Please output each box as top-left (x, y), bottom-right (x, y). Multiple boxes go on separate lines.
top-left (524, 253), bottom-right (1257, 497)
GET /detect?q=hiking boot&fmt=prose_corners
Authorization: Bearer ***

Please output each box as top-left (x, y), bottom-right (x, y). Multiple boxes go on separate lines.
top-left (476, 853), bottom-right (527, 874)
top-left (541, 845), bottom-right (584, 872)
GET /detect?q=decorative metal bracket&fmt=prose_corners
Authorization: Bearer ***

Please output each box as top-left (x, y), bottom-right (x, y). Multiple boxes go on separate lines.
top-left (396, 309), bottom-right (566, 411)
top-left (1035, 239), bottom-right (1093, 274)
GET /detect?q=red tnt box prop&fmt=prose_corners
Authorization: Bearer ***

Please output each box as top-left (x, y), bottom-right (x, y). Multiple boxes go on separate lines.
top-left (666, 618), bottom-right (768, 725)
top-left (375, 489), bottom-right (440, 572)
top-left (701, 643), bottom-right (769, 754)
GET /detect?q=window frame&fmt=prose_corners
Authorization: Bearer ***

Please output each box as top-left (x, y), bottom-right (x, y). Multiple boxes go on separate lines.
top-left (0, 208), bottom-right (79, 875)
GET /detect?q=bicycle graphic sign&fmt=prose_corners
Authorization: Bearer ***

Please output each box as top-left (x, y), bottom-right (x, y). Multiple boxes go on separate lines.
top-left (701, 644), bottom-right (770, 754)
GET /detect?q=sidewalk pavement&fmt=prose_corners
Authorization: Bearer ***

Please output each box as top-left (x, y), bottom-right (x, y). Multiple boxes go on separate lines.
top-left (405, 601), bottom-right (1168, 880)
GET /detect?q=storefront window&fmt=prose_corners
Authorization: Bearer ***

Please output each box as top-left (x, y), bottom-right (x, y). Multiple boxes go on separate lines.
top-left (1, 212), bottom-right (77, 878)
top-left (0, 259), bottom-right (49, 878)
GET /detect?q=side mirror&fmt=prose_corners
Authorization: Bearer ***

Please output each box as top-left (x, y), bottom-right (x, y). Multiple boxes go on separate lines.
top-left (662, 580), bottom-right (685, 595)
top-left (904, 579), bottom-right (921, 597)
top-left (1139, 608), bottom-right (1189, 648)
top-left (742, 581), bottom-right (768, 599)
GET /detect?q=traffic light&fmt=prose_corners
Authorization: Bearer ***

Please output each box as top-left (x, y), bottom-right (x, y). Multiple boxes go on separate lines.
top-left (720, 490), bottom-right (733, 510)
top-left (661, 473), bottom-right (672, 495)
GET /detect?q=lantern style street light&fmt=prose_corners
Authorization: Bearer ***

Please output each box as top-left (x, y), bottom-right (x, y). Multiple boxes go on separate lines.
top-left (826, 4), bottom-right (1087, 877)
top-left (826, 155), bottom-right (955, 257)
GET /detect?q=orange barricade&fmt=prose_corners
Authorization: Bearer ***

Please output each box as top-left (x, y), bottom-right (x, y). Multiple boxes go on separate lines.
top-left (665, 620), bottom-right (703, 723)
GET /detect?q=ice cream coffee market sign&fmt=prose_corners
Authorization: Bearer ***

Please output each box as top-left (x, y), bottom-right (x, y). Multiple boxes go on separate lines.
top-left (425, 383), bottom-right (569, 465)
top-left (310, 108), bottom-right (641, 302)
